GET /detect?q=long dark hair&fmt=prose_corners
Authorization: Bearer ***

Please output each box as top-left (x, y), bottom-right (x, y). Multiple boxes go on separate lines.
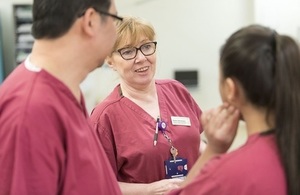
top-left (220, 24), bottom-right (300, 195)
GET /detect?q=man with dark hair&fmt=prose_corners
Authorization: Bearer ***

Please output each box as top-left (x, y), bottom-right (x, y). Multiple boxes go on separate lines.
top-left (0, 0), bottom-right (122, 194)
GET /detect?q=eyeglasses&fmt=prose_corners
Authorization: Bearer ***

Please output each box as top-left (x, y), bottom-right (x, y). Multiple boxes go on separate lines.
top-left (96, 10), bottom-right (123, 21)
top-left (78, 7), bottom-right (123, 21)
top-left (116, 42), bottom-right (157, 60)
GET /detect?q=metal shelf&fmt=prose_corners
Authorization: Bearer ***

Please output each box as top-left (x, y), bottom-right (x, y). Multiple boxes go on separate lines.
top-left (13, 4), bottom-right (33, 65)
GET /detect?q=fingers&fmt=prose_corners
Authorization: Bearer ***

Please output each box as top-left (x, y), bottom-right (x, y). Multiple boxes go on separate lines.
top-left (201, 103), bottom-right (240, 154)
top-left (150, 179), bottom-right (183, 195)
top-left (201, 103), bottom-right (234, 123)
top-left (205, 104), bottom-right (236, 129)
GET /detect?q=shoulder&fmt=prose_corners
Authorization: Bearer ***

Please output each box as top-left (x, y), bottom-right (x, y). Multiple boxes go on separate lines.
top-left (156, 79), bottom-right (189, 93)
top-left (193, 134), bottom-right (284, 193)
top-left (156, 79), bottom-right (185, 87)
top-left (90, 86), bottom-right (122, 122)
top-left (156, 79), bottom-right (197, 103)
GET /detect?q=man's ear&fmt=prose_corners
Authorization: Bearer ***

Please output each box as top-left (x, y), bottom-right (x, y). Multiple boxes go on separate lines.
top-left (80, 8), bottom-right (98, 36)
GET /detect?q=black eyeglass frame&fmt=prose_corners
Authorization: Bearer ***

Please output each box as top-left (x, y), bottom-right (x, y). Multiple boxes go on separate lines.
top-left (97, 10), bottom-right (123, 21)
top-left (78, 7), bottom-right (123, 21)
top-left (116, 41), bottom-right (158, 60)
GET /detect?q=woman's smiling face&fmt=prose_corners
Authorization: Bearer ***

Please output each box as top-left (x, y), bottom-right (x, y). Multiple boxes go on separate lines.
top-left (108, 36), bottom-right (157, 88)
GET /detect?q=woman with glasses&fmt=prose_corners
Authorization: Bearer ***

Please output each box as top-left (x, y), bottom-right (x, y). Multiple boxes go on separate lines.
top-left (168, 24), bottom-right (300, 195)
top-left (90, 17), bottom-right (205, 195)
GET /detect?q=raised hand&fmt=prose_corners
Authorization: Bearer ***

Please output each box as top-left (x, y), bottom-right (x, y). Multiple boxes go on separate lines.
top-left (201, 102), bottom-right (240, 154)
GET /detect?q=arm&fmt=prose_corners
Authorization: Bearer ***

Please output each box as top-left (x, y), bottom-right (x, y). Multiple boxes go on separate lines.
top-left (183, 103), bottom-right (240, 187)
top-left (119, 179), bottom-right (183, 195)
top-left (3, 110), bottom-right (65, 195)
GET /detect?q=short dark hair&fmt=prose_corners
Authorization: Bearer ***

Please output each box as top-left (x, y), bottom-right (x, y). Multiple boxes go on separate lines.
top-left (32, 0), bottom-right (111, 39)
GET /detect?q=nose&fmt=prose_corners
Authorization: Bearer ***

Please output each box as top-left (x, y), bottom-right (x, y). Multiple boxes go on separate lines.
top-left (134, 49), bottom-right (147, 62)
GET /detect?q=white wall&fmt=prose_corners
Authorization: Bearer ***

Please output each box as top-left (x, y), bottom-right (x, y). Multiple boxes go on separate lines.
top-left (83, 0), bottom-right (254, 112)
top-left (3, 0), bottom-right (299, 114)
top-left (254, 0), bottom-right (300, 41)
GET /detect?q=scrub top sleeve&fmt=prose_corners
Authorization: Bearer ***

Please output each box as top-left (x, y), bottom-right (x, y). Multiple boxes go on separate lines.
top-left (174, 80), bottom-right (203, 132)
top-left (13, 115), bottom-right (65, 194)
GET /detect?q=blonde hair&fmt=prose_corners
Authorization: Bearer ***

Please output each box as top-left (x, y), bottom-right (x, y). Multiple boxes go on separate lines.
top-left (111, 16), bottom-right (156, 54)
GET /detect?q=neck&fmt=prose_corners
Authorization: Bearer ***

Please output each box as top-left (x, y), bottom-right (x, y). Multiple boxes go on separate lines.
top-left (120, 80), bottom-right (159, 119)
top-left (30, 38), bottom-right (92, 101)
top-left (120, 80), bottom-right (157, 101)
top-left (240, 104), bottom-right (274, 135)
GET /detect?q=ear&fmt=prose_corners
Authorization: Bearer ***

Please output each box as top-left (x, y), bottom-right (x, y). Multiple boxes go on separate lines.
top-left (224, 78), bottom-right (237, 103)
top-left (80, 8), bottom-right (98, 37)
top-left (106, 56), bottom-right (117, 71)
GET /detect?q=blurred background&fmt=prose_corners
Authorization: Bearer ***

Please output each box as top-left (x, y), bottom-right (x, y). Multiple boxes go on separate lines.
top-left (0, 0), bottom-right (299, 148)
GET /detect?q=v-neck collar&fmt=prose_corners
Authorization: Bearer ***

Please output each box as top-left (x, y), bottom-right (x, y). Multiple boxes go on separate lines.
top-left (118, 82), bottom-right (169, 124)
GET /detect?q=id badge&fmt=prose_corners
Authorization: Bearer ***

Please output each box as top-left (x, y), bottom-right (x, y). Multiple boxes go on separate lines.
top-left (164, 158), bottom-right (188, 179)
